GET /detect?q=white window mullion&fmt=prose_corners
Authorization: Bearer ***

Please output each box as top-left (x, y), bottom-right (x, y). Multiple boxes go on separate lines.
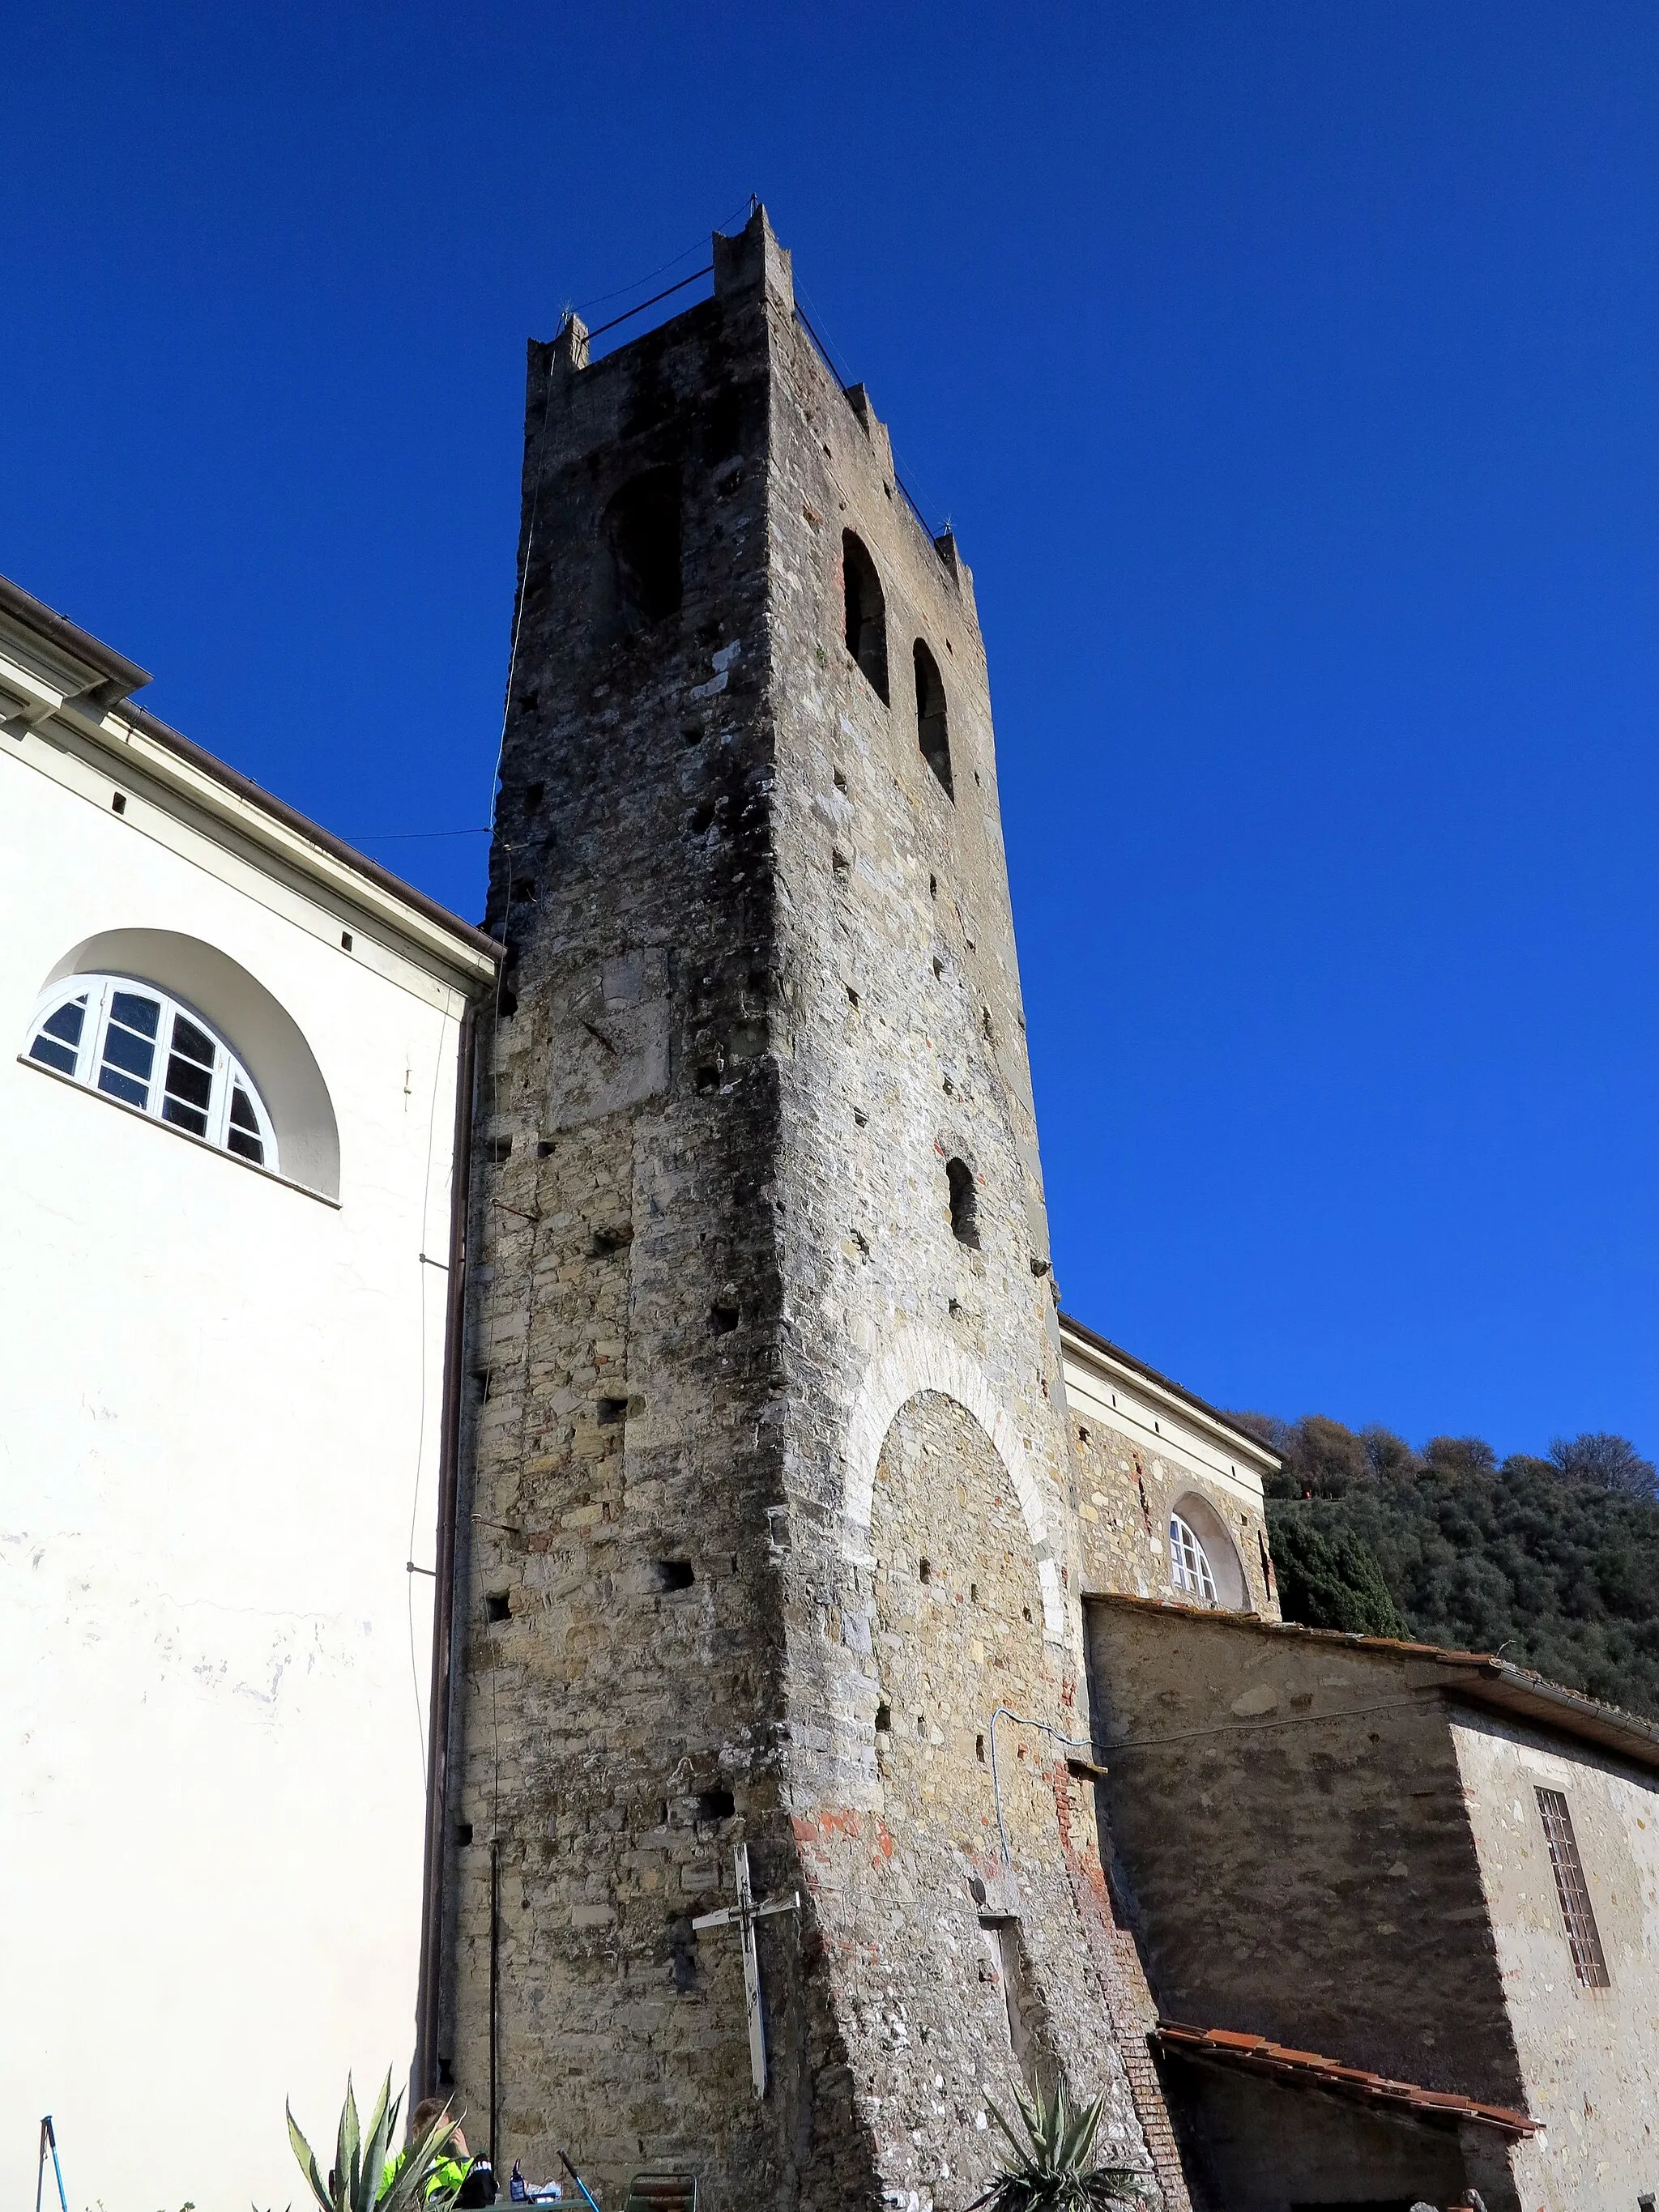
top-left (206, 1051), bottom-right (232, 1149)
top-left (81, 977), bottom-right (113, 1086)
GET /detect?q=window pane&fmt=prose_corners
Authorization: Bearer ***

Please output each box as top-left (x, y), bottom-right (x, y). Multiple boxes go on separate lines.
top-left (170, 1012), bottom-right (215, 1068)
top-left (164, 1052), bottom-right (213, 1112)
top-left (1537, 1788), bottom-right (1610, 1987)
top-left (162, 1096), bottom-right (211, 1137)
top-left (101, 1022), bottom-right (156, 1083)
top-left (1170, 1515), bottom-right (1218, 1602)
top-left (228, 1086), bottom-right (260, 1132)
top-left (227, 1125), bottom-right (265, 1165)
top-left (41, 997), bottom-right (87, 1046)
top-left (109, 991), bottom-right (160, 1039)
top-left (97, 1066), bottom-right (150, 1108)
top-left (28, 1035), bottom-right (79, 1075)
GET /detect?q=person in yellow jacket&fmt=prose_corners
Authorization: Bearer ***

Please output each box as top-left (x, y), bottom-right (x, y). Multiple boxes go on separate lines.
top-left (384, 2100), bottom-right (497, 2208)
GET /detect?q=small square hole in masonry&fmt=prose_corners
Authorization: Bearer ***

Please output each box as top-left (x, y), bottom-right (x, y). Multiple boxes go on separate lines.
top-left (454, 1822), bottom-right (474, 1848)
top-left (655, 1560), bottom-right (695, 1592)
top-left (597, 1396), bottom-right (627, 1424)
top-left (484, 1591), bottom-right (511, 1624)
top-left (697, 1788), bottom-right (735, 1822)
top-left (875, 1701), bottom-right (892, 1733)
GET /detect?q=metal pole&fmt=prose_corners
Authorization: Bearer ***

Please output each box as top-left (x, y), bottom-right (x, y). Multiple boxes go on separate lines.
top-left (489, 1839), bottom-right (501, 2176)
top-left (558, 2152), bottom-right (603, 2212)
top-left (38, 2119), bottom-right (68, 2212)
top-left (415, 1004), bottom-right (479, 2095)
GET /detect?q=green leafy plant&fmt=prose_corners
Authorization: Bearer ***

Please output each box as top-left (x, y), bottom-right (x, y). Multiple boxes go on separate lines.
top-left (970, 2081), bottom-right (1151, 2212)
top-left (287, 2073), bottom-right (463, 2212)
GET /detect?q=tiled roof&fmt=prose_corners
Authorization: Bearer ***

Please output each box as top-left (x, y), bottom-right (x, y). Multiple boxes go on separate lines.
top-left (1091, 1592), bottom-right (1659, 1775)
top-left (1154, 2022), bottom-right (1539, 2137)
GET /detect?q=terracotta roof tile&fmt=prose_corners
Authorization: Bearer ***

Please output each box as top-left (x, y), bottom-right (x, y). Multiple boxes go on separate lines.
top-left (1154, 2022), bottom-right (1539, 2137)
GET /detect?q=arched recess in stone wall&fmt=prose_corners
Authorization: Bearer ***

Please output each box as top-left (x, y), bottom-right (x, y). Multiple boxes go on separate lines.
top-left (842, 1323), bottom-right (1065, 1643)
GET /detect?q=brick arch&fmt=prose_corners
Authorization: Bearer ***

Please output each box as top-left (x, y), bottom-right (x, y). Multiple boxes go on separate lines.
top-left (842, 1324), bottom-right (1065, 1643)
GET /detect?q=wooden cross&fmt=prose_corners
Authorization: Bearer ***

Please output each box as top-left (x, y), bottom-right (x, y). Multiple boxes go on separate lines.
top-left (691, 1843), bottom-right (800, 2097)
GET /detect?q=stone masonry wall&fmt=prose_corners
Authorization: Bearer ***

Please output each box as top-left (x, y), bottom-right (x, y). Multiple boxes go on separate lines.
top-left (1084, 1602), bottom-right (1529, 2116)
top-left (439, 207), bottom-right (1182, 2212)
top-left (1068, 1419), bottom-right (1275, 1617)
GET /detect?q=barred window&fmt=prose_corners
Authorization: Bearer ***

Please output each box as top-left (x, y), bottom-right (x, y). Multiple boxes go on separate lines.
top-left (1536, 1787), bottom-right (1610, 1988)
top-left (25, 974), bottom-right (277, 1172)
top-left (1169, 1513), bottom-right (1218, 1604)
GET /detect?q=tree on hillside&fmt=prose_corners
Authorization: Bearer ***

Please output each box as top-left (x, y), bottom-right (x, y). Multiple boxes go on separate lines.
top-left (1242, 1411), bottom-right (1659, 1721)
top-left (1549, 1432), bottom-right (1658, 1500)
top-left (1268, 1511), bottom-right (1410, 1639)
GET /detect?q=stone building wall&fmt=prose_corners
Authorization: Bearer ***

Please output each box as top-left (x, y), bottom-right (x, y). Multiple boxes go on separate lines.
top-left (437, 207), bottom-right (1182, 2212)
top-left (1082, 1602), bottom-right (1529, 2114)
top-left (1060, 1325), bottom-right (1277, 1619)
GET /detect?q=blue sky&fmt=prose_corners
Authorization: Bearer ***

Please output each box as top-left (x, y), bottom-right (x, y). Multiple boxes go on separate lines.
top-left (7, 2), bottom-right (1659, 1458)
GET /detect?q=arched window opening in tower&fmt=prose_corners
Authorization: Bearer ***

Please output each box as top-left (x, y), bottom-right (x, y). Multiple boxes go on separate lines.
top-left (946, 1156), bottom-right (979, 1248)
top-left (914, 639), bottom-right (953, 798)
top-left (842, 531), bottom-right (889, 702)
top-left (597, 467), bottom-right (682, 638)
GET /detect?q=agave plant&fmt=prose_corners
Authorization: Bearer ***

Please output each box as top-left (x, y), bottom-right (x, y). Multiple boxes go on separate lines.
top-left (287, 2073), bottom-right (463, 2212)
top-left (969, 2079), bottom-right (1152, 2212)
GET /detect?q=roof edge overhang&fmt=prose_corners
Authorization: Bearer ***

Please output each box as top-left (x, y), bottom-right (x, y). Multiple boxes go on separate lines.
top-left (1059, 1313), bottom-right (1282, 1477)
top-left (1154, 2021), bottom-right (1539, 2137)
top-left (0, 573), bottom-right (152, 701)
top-left (0, 574), bottom-right (501, 991)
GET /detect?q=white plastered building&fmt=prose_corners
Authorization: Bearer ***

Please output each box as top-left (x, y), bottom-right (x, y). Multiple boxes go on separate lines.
top-left (0, 578), bottom-right (498, 2212)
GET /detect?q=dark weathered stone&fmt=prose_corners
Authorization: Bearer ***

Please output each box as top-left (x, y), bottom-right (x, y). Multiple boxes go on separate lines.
top-left (435, 207), bottom-right (1182, 2212)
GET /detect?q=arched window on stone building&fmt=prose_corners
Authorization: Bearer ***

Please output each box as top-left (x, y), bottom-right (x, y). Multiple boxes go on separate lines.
top-left (914, 638), bottom-right (952, 798)
top-left (1167, 1492), bottom-right (1249, 1609)
top-left (1168, 1512), bottom-right (1218, 1604)
top-left (842, 531), bottom-right (889, 702)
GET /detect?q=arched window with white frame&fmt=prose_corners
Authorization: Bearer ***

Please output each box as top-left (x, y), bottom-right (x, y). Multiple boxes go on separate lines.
top-left (25, 974), bottom-right (279, 1171)
top-left (1168, 1511), bottom-right (1218, 1604)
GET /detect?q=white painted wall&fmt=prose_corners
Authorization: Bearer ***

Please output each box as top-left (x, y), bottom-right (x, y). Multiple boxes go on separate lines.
top-left (1, 738), bottom-right (474, 2212)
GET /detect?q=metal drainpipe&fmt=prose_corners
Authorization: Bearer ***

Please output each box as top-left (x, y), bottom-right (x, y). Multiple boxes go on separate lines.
top-left (414, 1003), bottom-right (479, 2097)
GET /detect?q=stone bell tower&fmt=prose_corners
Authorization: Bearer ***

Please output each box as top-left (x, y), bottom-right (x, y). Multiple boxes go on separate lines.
top-left (432, 207), bottom-right (1184, 2212)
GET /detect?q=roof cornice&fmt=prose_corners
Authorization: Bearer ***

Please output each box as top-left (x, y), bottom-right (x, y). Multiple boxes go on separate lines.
top-left (0, 573), bottom-right (501, 989)
top-left (1060, 1314), bottom-right (1281, 1475)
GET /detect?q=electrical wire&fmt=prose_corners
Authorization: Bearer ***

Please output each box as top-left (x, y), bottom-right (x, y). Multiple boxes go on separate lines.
top-left (572, 193), bottom-right (756, 315)
top-left (794, 277), bottom-right (949, 535)
top-left (343, 826), bottom-right (493, 842)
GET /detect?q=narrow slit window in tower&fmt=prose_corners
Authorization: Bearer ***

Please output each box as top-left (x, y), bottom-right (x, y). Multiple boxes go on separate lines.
top-left (946, 1157), bottom-right (979, 1248)
top-left (842, 531), bottom-right (889, 702)
top-left (914, 639), bottom-right (953, 797)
